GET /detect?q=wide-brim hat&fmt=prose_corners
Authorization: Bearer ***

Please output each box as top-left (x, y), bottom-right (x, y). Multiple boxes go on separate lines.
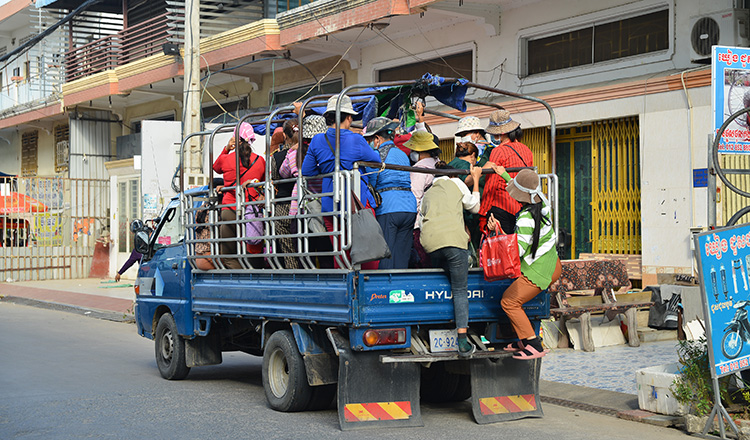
top-left (486, 109), bottom-right (520, 136)
top-left (455, 116), bottom-right (485, 136)
top-left (404, 130), bottom-right (440, 152)
top-left (302, 115), bottom-right (327, 139)
top-left (507, 169), bottom-right (541, 204)
top-left (324, 94), bottom-right (358, 116)
top-left (363, 117), bottom-right (399, 138)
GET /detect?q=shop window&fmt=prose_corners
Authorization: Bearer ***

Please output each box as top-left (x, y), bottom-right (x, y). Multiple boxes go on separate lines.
top-left (54, 124), bottom-right (70, 172)
top-left (525, 8), bottom-right (669, 75)
top-left (378, 51), bottom-right (473, 82)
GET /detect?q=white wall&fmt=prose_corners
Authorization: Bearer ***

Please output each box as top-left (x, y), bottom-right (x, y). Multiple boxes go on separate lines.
top-left (140, 121), bottom-right (182, 218)
top-left (355, 0), bottom-right (725, 277)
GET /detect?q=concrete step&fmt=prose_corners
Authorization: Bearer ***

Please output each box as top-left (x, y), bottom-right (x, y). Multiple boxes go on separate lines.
top-left (637, 327), bottom-right (676, 343)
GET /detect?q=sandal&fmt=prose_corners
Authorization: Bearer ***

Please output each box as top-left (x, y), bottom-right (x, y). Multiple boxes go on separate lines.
top-left (512, 345), bottom-right (549, 360)
top-left (503, 341), bottom-right (524, 352)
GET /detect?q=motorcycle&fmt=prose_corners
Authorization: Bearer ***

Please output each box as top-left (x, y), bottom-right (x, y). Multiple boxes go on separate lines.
top-left (722, 300), bottom-right (750, 359)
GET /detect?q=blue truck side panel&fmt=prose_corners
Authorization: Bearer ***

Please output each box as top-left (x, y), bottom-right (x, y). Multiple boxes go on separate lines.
top-left (192, 272), bottom-right (353, 324)
top-left (134, 244), bottom-right (550, 345)
top-left (356, 270), bottom-right (549, 327)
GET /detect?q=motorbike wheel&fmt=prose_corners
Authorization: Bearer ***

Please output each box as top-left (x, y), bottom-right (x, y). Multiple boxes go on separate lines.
top-left (722, 330), bottom-right (744, 359)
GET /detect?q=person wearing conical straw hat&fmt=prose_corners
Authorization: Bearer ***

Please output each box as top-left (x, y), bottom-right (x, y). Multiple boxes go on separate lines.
top-left (487, 167), bottom-right (561, 360)
top-left (479, 109), bottom-right (533, 234)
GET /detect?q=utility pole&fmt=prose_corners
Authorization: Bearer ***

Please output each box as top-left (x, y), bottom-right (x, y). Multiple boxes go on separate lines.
top-left (183, 0), bottom-right (202, 186)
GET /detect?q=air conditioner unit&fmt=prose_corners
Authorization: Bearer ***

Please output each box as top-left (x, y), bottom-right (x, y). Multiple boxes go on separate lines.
top-left (690, 9), bottom-right (750, 63)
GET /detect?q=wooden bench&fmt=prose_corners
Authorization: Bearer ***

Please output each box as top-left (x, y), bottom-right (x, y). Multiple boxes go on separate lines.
top-left (547, 259), bottom-right (652, 352)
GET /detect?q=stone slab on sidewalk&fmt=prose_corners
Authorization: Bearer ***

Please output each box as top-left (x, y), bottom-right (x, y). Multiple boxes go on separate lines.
top-left (0, 279), bottom-right (134, 315)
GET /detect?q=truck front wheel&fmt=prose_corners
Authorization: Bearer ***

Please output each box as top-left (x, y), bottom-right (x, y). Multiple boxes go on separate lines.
top-left (262, 330), bottom-right (312, 412)
top-left (155, 313), bottom-right (190, 380)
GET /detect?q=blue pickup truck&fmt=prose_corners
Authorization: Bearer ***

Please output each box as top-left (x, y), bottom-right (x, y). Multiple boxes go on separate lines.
top-left (133, 81), bottom-right (557, 430)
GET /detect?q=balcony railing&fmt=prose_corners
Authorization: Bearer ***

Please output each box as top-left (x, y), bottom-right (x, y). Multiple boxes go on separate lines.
top-left (64, 13), bottom-right (172, 82)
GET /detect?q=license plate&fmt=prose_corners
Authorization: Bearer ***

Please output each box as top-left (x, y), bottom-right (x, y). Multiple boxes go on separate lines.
top-left (429, 329), bottom-right (458, 353)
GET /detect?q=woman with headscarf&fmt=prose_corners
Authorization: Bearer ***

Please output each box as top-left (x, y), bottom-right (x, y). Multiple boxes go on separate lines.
top-left (363, 117), bottom-right (417, 270)
top-left (487, 167), bottom-right (561, 360)
top-left (280, 114), bottom-right (332, 268)
top-left (212, 122), bottom-right (266, 269)
top-left (269, 119), bottom-right (301, 269)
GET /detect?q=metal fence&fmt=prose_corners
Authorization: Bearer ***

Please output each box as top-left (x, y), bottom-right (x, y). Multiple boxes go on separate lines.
top-left (0, 176), bottom-right (109, 281)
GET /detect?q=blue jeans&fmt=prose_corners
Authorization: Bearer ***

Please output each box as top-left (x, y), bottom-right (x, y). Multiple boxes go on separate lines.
top-left (429, 246), bottom-right (469, 329)
top-left (377, 212), bottom-right (416, 270)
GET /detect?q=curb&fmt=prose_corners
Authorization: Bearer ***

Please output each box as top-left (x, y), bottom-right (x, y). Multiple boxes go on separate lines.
top-left (540, 396), bottom-right (683, 429)
top-left (1, 295), bottom-right (135, 323)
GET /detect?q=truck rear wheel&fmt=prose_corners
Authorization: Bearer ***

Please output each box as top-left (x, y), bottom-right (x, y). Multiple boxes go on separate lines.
top-left (262, 330), bottom-right (312, 412)
top-left (155, 313), bottom-right (190, 380)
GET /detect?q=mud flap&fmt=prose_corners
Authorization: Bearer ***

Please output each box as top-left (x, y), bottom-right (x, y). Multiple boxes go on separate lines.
top-left (469, 356), bottom-right (543, 424)
top-left (334, 341), bottom-right (422, 430)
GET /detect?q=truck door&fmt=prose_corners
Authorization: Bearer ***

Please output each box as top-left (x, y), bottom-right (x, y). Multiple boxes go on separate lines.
top-left (139, 205), bottom-right (189, 300)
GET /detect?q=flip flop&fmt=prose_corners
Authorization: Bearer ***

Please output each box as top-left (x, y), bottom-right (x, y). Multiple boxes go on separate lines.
top-left (512, 345), bottom-right (549, 360)
top-left (503, 341), bottom-right (524, 352)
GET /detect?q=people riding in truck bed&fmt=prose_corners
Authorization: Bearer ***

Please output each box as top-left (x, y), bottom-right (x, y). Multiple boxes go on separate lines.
top-left (487, 167), bottom-right (561, 360)
top-left (212, 122), bottom-right (266, 269)
top-left (479, 109), bottom-right (534, 234)
top-left (363, 117), bottom-right (417, 270)
top-left (301, 94), bottom-right (382, 269)
top-left (420, 162), bottom-right (484, 357)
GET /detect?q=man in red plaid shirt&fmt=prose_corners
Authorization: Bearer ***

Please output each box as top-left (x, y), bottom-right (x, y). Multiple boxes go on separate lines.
top-left (479, 110), bottom-right (534, 234)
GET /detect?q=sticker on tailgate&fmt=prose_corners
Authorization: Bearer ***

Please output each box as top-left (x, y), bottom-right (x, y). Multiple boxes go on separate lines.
top-left (389, 290), bottom-right (414, 304)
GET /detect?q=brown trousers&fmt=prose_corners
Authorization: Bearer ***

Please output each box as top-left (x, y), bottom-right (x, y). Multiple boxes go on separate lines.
top-left (501, 259), bottom-right (562, 340)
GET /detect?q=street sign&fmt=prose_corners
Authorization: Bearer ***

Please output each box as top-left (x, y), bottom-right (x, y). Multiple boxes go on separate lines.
top-left (695, 223), bottom-right (750, 378)
top-left (712, 46), bottom-right (750, 154)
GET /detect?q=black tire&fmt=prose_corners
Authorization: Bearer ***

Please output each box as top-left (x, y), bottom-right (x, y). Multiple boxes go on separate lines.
top-left (155, 313), bottom-right (190, 380)
top-left (262, 330), bottom-right (312, 412)
top-left (307, 384), bottom-right (337, 411)
top-left (451, 374), bottom-right (472, 402)
top-left (420, 363), bottom-right (460, 403)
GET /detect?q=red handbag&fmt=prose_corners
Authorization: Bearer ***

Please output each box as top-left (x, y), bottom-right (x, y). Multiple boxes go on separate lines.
top-left (480, 233), bottom-right (521, 281)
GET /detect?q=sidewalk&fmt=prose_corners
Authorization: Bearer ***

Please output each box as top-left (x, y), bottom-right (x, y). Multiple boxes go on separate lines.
top-left (0, 278), bottom-right (136, 321)
top-left (0, 277), bottom-right (682, 427)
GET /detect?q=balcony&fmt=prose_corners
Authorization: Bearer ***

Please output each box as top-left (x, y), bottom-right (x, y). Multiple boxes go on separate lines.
top-left (64, 13), bottom-right (172, 82)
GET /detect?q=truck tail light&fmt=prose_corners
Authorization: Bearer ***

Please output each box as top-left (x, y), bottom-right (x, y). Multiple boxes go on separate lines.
top-left (134, 284), bottom-right (140, 295)
top-left (363, 328), bottom-right (407, 347)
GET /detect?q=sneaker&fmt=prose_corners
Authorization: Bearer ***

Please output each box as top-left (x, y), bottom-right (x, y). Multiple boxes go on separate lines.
top-left (458, 337), bottom-right (476, 358)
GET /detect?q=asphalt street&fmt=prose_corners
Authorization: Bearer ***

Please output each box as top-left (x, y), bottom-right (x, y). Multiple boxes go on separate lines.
top-left (0, 302), bottom-right (692, 439)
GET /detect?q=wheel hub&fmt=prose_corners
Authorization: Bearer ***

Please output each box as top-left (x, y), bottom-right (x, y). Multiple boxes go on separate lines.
top-left (160, 330), bottom-right (174, 362)
top-left (268, 347), bottom-right (289, 398)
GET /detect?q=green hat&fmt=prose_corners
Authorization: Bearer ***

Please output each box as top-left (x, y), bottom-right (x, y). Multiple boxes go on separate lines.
top-left (404, 130), bottom-right (440, 152)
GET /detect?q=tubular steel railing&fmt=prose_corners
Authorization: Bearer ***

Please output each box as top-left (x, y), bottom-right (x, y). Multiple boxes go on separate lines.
top-left (175, 79), bottom-right (557, 273)
top-left (64, 13), bottom-right (171, 82)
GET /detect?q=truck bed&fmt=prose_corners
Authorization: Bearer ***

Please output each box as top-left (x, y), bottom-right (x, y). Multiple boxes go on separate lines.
top-left (187, 269), bottom-right (549, 328)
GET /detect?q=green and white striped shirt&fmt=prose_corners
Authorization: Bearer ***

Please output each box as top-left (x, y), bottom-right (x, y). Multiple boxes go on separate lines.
top-left (501, 171), bottom-right (559, 289)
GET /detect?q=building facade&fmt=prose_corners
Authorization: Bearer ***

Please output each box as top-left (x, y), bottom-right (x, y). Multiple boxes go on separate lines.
top-left (0, 0), bottom-right (741, 283)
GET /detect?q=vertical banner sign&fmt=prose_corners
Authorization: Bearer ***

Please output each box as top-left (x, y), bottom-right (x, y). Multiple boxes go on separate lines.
top-left (695, 224), bottom-right (750, 378)
top-left (713, 45), bottom-right (750, 154)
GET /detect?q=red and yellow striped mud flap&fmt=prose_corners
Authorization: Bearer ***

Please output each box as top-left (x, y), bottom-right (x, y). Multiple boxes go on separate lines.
top-left (334, 343), bottom-right (422, 430)
top-left (469, 356), bottom-right (543, 424)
